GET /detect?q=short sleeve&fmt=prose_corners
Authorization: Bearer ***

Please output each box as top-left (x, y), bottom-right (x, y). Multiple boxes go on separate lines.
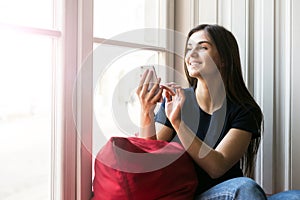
top-left (154, 99), bottom-right (174, 129)
top-left (231, 105), bottom-right (262, 138)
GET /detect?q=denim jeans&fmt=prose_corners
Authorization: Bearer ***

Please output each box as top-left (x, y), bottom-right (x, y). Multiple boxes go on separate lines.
top-left (194, 177), bottom-right (267, 200)
top-left (268, 190), bottom-right (300, 200)
top-left (194, 177), bottom-right (300, 200)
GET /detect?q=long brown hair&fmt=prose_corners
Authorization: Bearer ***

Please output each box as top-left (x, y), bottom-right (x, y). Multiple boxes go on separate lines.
top-left (184, 24), bottom-right (263, 177)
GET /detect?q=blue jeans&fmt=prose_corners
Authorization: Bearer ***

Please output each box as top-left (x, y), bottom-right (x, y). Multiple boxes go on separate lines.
top-left (268, 190), bottom-right (300, 200)
top-left (195, 177), bottom-right (267, 200)
top-left (194, 177), bottom-right (300, 200)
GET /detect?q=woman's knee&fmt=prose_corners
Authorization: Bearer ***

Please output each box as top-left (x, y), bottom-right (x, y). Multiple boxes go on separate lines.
top-left (230, 177), bottom-right (267, 199)
top-left (195, 177), bottom-right (267, 200)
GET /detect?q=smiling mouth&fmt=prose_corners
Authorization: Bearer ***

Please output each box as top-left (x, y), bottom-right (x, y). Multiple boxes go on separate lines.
top-left (189, 62), bottom-right (202, 66)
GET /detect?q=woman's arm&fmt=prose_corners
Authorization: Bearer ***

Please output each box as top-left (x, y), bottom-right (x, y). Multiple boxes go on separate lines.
top-left (155, 123), bottom-right (174, 141)
top-left (166, 88), bottom-right (252, 179)
top-left (176, 123), bottom-right (251, 179)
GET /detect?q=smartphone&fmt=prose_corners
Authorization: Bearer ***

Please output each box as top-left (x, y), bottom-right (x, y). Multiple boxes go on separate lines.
top-left (140, 65), bottom-right (158, 91)
top-left (140, 65), bottom-right (176, 95)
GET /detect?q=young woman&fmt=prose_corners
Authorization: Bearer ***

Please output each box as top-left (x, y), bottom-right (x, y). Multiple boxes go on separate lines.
top-left (136, 24), bottom-right (266, 199)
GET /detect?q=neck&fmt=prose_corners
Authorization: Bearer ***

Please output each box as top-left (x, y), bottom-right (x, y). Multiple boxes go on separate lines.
top-left (195, 76), bottom-right (225, 114)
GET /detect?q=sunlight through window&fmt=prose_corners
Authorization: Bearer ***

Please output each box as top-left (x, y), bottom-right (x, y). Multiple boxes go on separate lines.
top-left (0, 1), bottom-right (56, 199)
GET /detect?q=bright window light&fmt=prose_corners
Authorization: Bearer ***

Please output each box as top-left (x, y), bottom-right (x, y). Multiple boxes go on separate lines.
top-left (0, 0), bottom-right (53, 29)
top-left (0, 29), bottom-right (52, 200)
top-left (93, 46), bottom-right (158, 148)
top-left (94, 0), bottom-right (159, 39)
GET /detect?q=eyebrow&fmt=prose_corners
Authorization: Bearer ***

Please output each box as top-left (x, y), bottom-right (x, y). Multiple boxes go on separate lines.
top-left (187, 41), bottom-right (212, 46)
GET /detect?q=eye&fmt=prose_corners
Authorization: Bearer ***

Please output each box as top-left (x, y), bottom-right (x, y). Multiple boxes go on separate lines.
top-left (199, 46), bottom-right (208, 50)
top-left (186, 46), bottom-right (192, 51)
top-left (185, 48), bottom-right (192, 56)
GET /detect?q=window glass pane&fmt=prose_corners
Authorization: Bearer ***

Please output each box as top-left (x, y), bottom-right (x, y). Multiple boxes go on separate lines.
top-left (94, 0), bottom-right (159, 39)
top-left (0, 0), bottom-right (53, 29)
top-left (93, 44), bottom-right (159, 154)
top-left (0, 32), bottom-right (52, 200)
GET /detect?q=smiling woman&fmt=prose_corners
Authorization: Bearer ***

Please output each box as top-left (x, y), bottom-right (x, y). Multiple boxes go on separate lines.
top-left (135, 24), bottom-right (266, 199)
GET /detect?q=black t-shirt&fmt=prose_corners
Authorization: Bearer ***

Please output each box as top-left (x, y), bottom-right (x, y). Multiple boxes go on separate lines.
top-left (154, 87), bottom-right (261, 194)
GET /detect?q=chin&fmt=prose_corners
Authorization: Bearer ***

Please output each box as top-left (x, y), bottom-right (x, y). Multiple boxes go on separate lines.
top-left (187, 65), bottom-right (200, 72)
top-left (188, 70), bottom-right (201, 78)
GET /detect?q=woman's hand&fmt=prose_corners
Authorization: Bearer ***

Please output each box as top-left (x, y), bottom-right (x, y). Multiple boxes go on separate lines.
top-left (136, 69), bottom-right (163, 113)
top-left (165, 87), bottom-right (185, 129)
top-left (136, 69), bottom-right (163, 134)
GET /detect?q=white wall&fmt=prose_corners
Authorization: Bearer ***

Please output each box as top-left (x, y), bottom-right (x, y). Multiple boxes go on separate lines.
top-left (191, 0), bottom-right (300, 194)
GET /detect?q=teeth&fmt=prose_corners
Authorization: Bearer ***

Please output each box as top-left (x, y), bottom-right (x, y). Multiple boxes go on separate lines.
top-left (190, 62), bottom-right (201, 66)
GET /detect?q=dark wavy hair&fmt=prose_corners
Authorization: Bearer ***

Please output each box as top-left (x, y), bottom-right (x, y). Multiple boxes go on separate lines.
top-left (184, 24), bottom-right (263, 177)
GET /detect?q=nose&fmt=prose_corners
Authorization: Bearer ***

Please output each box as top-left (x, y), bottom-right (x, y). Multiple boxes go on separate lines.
top-left (186, 47), bottom-right (199, 59)
top-left (191, 48), bottom-right (199, 57)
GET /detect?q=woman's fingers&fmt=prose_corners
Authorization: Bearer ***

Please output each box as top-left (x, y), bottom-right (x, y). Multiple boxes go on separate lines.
top-left (166, 82), bottom-right (180, 89)
top-left (168, 87), bottom-right (185, 104)
top-left (160, 84), bottom-right (175, 96)
top-left (165, 87), bottom-right (185, 123)
top-left (148, 77), bottom-right (162, 101)
top-left (137, 71), bottom-right (184, 106)
top-left (137, 69), bottom-right (153, 96)
top-left (137, 69), bottom-right (163, 106)
top-left (137, 69), bottom-right (148, 93)
top-left (165, 89), bottom-right (172, 102)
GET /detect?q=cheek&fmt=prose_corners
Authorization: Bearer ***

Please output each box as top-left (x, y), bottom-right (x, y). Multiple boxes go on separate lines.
top-left (184, 55), bottom-right (189, 65)
top-left (211, 53), bottom-right (222, 68)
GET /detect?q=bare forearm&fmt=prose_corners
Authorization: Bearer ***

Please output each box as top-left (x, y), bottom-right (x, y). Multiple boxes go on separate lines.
top-left (174, 122), bottom-right (230, 179)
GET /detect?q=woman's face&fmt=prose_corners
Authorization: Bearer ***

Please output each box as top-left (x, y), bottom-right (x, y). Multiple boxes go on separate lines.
top-left (185, 30), bottom-right (222, 78)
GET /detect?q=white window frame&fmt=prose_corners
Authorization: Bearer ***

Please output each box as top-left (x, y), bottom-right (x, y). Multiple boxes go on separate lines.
top-left (59, 0), bottom-right (94, 199)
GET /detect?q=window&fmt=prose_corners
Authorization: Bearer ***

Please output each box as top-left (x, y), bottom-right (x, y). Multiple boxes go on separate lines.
top-left (94, 0), bottom-right (160, 39)
top-left (91, 2), bottom-right (175, 194)
top-left (0, 1), bottom-right (179, 199)
top-left (92, 0), bottom-right (173, 157)
top-left (0, 0), bottom-right (54, 29)
top-left (93, 47), bottom-right (159, 138)
top-left (0, 1), bottom-right (61, 199)
top-left (0, 31), bottom-right (53, 200)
